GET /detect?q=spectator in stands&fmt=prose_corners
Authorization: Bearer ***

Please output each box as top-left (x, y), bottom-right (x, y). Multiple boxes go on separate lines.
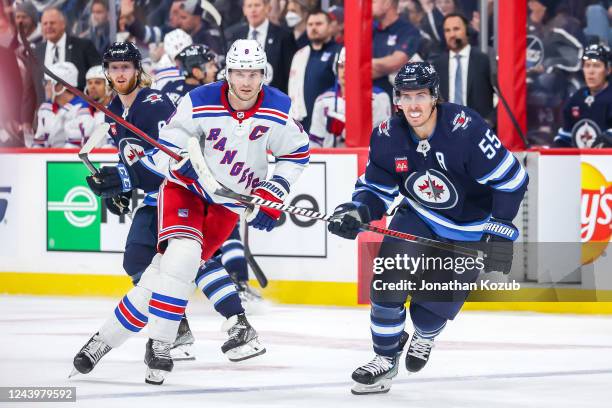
top-left (120, 0), bottom-right (183, 46)
top-left (0, 5), bottom-right (24, 147)
top-left (14, 1), bottom-right (41, 46)
top-left (309, 47), bottom-right (391, 148)
top-left (33, 61), bottom-right (95, 148)
top-left (554, 43), bottom-right (611, 148)
top-left (177, 0), bottom-right (225, 54)
top-left (35, 8), bottom-right (101, 91)
top-left (84, 65), bottom-right (114, 146)
top-left (285, 0), bottom-right (310, 49)
top-left (372, 0), bottom-right (421, 98)
top-left (327, 5), bottom-right (343, 44)
top-left (289, 9), bottom-right (341, 132)
top-left (399, 0), bottom-right (437, 60)
top-left (432, 13), bottom-right (494, 121)
top-left (225, 0), bottom-right (296, 93)
top-left (81, 0), bottom-right (110, 56)
top-left (583, 1), bottom-right (612, 46)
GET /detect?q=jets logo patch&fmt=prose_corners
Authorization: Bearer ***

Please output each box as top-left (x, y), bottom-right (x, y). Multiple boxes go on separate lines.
top-left (143, 93), bottom-right (163, 104)
top-left (451, 111), bottom-right (471, 132)
top-left (405, 169), bottom-right (458, 209)
top-left (572, 119), bottom-right (601, 148)
top-left (119, 138), bottom-right (146, 165)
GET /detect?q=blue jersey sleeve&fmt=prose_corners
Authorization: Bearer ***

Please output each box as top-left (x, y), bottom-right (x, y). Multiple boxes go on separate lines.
top-left (466, 118), bottom-right (528, 221)
top-left (352, 126), bottom-right (400, 220)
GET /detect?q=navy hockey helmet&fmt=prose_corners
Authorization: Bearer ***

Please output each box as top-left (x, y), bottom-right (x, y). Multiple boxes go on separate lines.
top-left (103, 41), bottom-right (143, 71)
top-left (394, 62), bottom-right (440, 100)
top-left (582, 43), bottom-right (611, 66)
top-left (176, 44), bottom-right (217, 76)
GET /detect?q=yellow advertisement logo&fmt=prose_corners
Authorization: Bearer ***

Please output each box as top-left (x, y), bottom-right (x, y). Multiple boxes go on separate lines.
top-left (581, 162), bottom-right (612, 264)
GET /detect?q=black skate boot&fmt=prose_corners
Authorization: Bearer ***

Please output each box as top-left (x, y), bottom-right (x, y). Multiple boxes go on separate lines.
top-left (405, 333), bottom-right (435, 373)
top-left (221, 313), bottom-right (266, 362)
top-left (70, 332), bottom-right (112, 377)
top-left (230, 273), bottom-right (262, 304)
top-left (144, 339), bottom-right (174, 385)
top-left (351, 331), bottom-right (409, 395)
top-left (170, 315), bottom-right (195, 361)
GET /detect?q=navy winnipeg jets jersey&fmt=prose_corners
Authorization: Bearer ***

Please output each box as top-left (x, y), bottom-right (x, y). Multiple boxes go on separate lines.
top-left (106, 87), bottom-right (176, 205)
top-left (555, 84), bottom-right (612, 148)
top-left (160, 79), bottom-right (200, 107)
top-left (353, 103), bottom-right (528, 241)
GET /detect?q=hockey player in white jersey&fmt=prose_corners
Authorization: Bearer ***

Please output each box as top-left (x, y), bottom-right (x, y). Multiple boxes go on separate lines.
top-left (84, 65), bottom-right (114, 147)
top-left (309, 47), bottom-right (391, 148)
top-left (152, 28), bottom-right (193, 91)
top-left (33, 62), bottom-right (96, 148)
top-left (139, 38), bottom-right (309, 384)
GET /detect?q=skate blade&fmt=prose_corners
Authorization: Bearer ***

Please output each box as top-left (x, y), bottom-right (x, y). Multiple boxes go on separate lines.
top-left (351, 379), bottom-right (392, 395)
top-left (145, 368), bottom-right (169, 385)
top-left (170, 344), bottom-right (196, 361)
top-left (68, 368), bottom-right (80, 379)
top-left (225, 339), bottom-right (266, 362)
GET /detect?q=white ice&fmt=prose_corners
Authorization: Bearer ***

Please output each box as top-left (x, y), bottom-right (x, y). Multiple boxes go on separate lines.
top-left (1, 295), bottom-right (611, 408)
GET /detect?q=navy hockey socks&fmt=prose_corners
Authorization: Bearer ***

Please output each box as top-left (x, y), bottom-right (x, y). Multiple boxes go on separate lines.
top-left (196, 257), bottom-right (244, 318)
top-left (370, 302), bottom-right (406, 357)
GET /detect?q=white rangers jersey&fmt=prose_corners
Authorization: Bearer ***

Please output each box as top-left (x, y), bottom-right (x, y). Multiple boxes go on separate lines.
top-left (33, 96), bottom-right (96, 148)
top-left (309, 86), bottom-right (391, 148)
top-left (150, 81), bottom-right (310, 213)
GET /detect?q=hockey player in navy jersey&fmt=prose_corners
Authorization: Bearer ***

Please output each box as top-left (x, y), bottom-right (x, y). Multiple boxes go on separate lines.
top-left (328, 62), bottom-right (528, 394)
top-left (72, 42), bottom-right (266, 380)
top-left (162, 44), bottom-right (219, 106)
top-left (554, 43), bottom-right (611, 148)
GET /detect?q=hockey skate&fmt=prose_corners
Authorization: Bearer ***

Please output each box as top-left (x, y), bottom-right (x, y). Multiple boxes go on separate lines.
top-left (405, 333), bottom-right (435, 373)
top-left (144, 339), bottom-right (174, 385)
top-left (234, 278), bottom-right (263, 303)
top-left (170, 316), bottom-right (195, 361)
top-left (70, 332), bottom-right (112, 377)
top-left (351, 331), bottom-right (409, 395)
top-left (221, 313), bottom-right (266, 362)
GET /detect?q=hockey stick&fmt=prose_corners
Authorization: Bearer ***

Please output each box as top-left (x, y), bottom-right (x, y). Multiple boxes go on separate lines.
top-left (243, 225), bottom-right (268, 288)
top-left (78, 122), bottom-right (110, 177)
top-left (185, 139), bottom-right (481, 258)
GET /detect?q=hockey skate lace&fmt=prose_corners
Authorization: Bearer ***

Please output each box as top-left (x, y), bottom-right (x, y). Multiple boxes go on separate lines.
top-left (228, 322), bottom-right (247, 341)
top-left (83, 337), bottom-right (110, 363)
top-left (407, 336), bottom-right (434, 361)
top-left (152, 340), bottom-right (172, 359)
top-left (361, 355), bottom-right (394, 375)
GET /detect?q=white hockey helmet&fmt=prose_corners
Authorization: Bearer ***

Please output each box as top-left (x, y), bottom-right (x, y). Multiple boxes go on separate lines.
top-left (333, 46), bottom-right (346, 75)
top-left (164, 29), bottom-right (193, 61)
top-left (225, 39), bottom-right (268, 76)
top-left (86, 65), bottom-right (106, 81)
top-left (45, 61), bottom-right (79, 88)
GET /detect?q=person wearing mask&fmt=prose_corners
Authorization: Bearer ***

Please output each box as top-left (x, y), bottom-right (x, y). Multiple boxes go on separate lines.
top-left (285, 0), bottom-right (309, 49)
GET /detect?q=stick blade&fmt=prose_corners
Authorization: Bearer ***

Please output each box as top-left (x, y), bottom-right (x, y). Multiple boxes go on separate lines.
top-left (187, 137), bottom-right (221, 192)
top-left (79, 123), bottom-right (110, 155)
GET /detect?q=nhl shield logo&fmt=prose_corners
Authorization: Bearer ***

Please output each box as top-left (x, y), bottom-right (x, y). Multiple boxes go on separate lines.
top-left (237, 111), bottom-right (245, 119)
top-left (405, 169), bottom-right (458, 209)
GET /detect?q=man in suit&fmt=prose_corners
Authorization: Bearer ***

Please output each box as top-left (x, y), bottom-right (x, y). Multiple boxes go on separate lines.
top-left (432, 13), bottom-right (495, 122)
top-left (225, 0), bottom-right (296, 93)
top-left (34, 8), bottom-right (101, 94)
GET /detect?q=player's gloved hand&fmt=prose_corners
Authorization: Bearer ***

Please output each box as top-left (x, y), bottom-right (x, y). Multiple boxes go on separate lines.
top-left (170, 152), bottom-right (198, 185)
top-left (480, 218), bottom-right (518, 274)
top-left (104, 193), bottom-right (131, 216)
top-left (86, 164), bottom-right (134, 198)
top-left (246, 176), bottom-right (290, 232)
top-left (327, 202), bottom-right (371, 240)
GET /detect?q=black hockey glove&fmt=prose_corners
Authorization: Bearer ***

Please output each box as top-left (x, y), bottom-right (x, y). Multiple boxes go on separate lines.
top-left (86, 164), bottom-right (137, 198)
top-left (105, 193), bottom-right (131, 216)
top-left (480, 218), bottom-right (518, 274)
top-left (327, 202), bottom-right (371, 240)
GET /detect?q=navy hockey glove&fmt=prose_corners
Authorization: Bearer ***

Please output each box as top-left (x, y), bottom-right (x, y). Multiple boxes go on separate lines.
top-left (327, 202), bottom-right (371, 240)
top-left (105, 193), bottom-right (131, 216)
top-left (170, 154), bottom-right (199, 185)
top-left (480, 218), bottom-right (518, 274)
top-left (86, 164), bottom-right (136, 198)
top-left (246, 176), bottom-right (290, 232)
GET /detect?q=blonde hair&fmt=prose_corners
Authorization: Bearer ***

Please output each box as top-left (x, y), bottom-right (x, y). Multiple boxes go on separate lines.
top-left (139, 72), bottom-right (153, 88)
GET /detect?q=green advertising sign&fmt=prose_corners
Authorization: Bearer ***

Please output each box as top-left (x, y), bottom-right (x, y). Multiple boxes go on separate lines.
top-left (47, 162), bottom-right (101, 251)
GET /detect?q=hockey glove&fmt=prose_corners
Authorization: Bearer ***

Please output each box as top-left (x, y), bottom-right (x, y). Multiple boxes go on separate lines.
top-left (327, 202), bottom-right (371, 240)
top-left (480, 218), bottom-right (518, 274)
top-left (105, 193), bottom-right (131, 216)
top-left (246, 176), bottom-right (290, 232)
top-left (86, 164), bottom-right (135, 198)
top-left (170, 153), bottom-right (199, 185)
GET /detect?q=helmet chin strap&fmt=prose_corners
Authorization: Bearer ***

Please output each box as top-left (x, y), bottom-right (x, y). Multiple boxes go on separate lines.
top-left (51, 83), bottom-right (68, 101)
